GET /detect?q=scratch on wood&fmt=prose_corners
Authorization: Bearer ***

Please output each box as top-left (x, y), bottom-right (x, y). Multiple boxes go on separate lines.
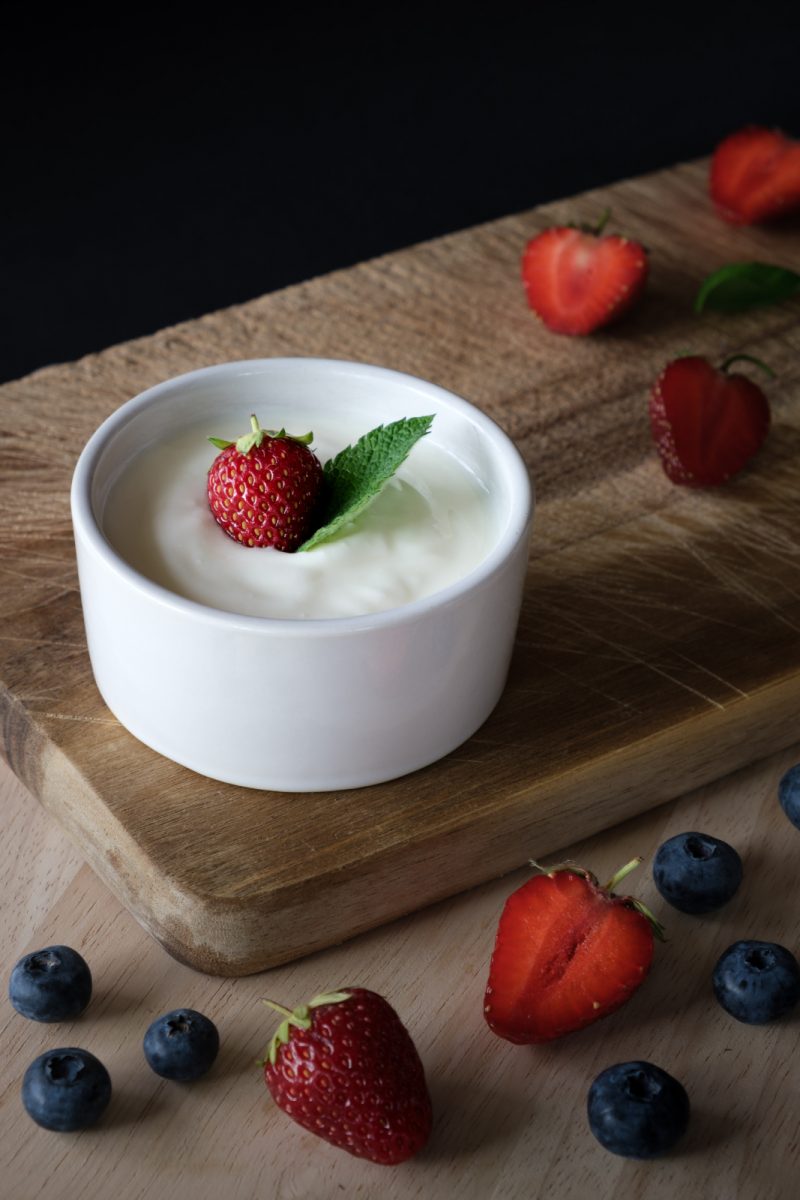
top-left (37, 712), bottom-right (119, 726)
top-left (0, 634), bottom-right (86, 649)
top-left (0, 565), bottom-right (77, 587)
top-left (553, 610), bottom-right (727, 711)
top-left (541, 659), bottom-right (641, 714)
top-left (656, 523), bottom-right (800, 637)
top-left (674, 654), bottom-right (749, 700)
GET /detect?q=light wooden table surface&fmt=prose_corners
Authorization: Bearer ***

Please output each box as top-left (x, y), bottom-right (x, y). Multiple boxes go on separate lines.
top-left (3, 743), bottom-right (800, 1200)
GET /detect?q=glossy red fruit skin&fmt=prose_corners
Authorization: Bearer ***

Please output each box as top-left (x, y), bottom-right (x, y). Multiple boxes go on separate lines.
top-left (710, 126), bottom-right (800, 225)
top-left (207, 437), bottom-right (323, 551)
top-left (484, 871), bottom-right (654, 1044)
top-left (650, 357), bottom-right (770, 487)
top-left (521, 227), bottom-right (648, 335)
top-left (264, 988), bottom-right (432, 1166)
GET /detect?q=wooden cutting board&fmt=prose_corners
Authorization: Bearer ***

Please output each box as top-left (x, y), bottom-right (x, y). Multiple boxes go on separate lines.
top-left (2, 160), bottom-right (800, 976)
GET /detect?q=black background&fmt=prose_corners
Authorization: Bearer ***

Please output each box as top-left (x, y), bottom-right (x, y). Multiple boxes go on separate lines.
top-left (4, 10), bottom-right (799, 385)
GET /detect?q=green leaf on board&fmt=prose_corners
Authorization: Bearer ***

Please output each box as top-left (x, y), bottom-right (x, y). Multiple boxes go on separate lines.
top-left (695, 261), bottom-right (800, 313)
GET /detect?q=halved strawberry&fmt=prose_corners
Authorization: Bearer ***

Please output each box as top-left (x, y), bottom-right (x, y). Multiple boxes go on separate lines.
top-left (711, 126), bottom-right (800, 224)
top-left (521, 212), bottom-right (648, 335)
top-left (484, 859), bottom-right (662, 1044)
top-left (650, 354), bottom-right (771, 487)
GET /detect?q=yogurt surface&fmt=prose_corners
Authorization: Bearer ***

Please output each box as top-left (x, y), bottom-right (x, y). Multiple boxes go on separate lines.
top-left (102, 418), bottom-right (496, 619)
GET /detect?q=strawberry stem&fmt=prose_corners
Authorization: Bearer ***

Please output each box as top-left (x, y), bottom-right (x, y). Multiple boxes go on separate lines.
top-left (236, 415), bottom-right (267, 455)
top-left (604, 856), bottom-right (643, 893)
top-left (720, 353), bottom-right (776, 379)
top-left (593, 207), bottom-right (611, 236)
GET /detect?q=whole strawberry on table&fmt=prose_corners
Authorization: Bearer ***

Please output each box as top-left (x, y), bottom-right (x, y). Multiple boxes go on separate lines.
top-left (260, 988), bottom-right (432, 1165)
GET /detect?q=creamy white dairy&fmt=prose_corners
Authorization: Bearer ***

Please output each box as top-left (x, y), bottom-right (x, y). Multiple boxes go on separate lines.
top-left (102, 417), bottom-right (496, 619)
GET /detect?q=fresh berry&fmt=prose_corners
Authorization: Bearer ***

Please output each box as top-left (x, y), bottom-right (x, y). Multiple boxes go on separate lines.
top-left (143, 1008), bottom-right (219, 1081)
top-left (22, 1048), bottom-right (111, 1131)
top-left (521, 210), bottom-right (648, 335)
top-left (260, 988), bottom-right (432, 1165)
top-left (710, 126), bottom-right (800, 224)
top-left (8, 945), bottom-right (92, 1023)
top-left (653, 832), bottom-right (743, 915)
top-left (484, 858), bottom-right (663, 1044)
top-left (649, 354), bottom-right (771, 486)
top-left (587, 1061), bottom-right (690, 1159)
top-left (778, 763), bottom-right (800, 829)
top-left (207, 415), bottom-right (324, 551)
top-left (712, 940), bottom-right (800, 1024)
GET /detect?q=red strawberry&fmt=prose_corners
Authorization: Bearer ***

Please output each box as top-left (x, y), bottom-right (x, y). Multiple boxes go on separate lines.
top-left (260, 988), bottom-right (432, 1165)
top-left (710, 126), bottom-right (800, 225)
top-left (207, 415), bottom-right (324, 551)
top-left (484, 859), bottom-right (662, 1044)
top-left (521, 211), bottom-right (648, 335)
top-left (650, 354), bottom-right (772, 487)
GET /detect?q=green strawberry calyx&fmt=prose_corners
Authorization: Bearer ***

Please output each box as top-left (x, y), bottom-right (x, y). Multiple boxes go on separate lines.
top-left (209, 414), bottom-right (314, 455)
top-left (256, 991), bottom-right (352, 1067)
top-left (529, 856), bottom-right (666, 942)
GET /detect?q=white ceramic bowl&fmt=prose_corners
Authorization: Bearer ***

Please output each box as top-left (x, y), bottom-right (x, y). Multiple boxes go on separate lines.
top-left (71, 359), bottom-right (533, 791)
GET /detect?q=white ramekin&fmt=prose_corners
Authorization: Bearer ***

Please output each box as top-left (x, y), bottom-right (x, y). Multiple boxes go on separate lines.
top-left (71, 358), bottom-right (533, 791)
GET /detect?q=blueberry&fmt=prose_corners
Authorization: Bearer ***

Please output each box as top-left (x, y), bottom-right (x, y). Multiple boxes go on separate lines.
top-left (22, 1048), bottom-right (111, 1131)
top-left (587, 1061), bottom-right (690, 1159)
top-left (712, 939), bottom-right (800, 1024)
top-left (143, 1009), bottom-right (219, 1081)
top-left (653, 832), bottom-right (742, 914)
top-left (778, 764), bottom-right (800, 829)
top-left (9, 945), bottom-right (92, 1022)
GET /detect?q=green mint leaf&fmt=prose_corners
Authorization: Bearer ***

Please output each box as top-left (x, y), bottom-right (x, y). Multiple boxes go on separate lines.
top-left (695, 261), bottom-right (800, 313)
top-left (298, 415), bottom-right (434, 551)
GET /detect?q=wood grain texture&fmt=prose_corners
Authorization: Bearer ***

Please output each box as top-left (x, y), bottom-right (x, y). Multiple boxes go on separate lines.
top-left (2, 159), bottom-right (800, 973)
top-left (4, 751), bottom-right (800, 1200)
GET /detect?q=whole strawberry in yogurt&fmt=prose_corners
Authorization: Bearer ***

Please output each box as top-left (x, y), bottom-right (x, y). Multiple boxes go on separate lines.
top-left (207, 415), bottom-right (324, 551)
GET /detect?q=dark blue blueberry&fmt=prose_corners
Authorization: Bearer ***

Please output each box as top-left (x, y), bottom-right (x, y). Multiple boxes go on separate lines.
top-left (712, 940), bottom-right (800, 1024)
top-left (22, 1048), bottom-right (111, 1131)
top-left (587, 1060), bottom-right (690, 1159)
top-left (778, 764), bottom-right (800, 830)
top-left (9, 945), bottom-right (92, 1022)
top-left (143, 1009), bottom-right (219, 1081)
top-left (653, 832), bottom-right (743, 914)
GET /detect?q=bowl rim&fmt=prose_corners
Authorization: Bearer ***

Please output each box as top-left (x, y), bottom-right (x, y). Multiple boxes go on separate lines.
top-left (70, 357), bottom-right (534, 636)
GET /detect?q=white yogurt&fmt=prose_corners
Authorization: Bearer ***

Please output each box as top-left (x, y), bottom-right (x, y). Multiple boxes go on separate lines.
top-left (102, 418), bottom-right (496, 619)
